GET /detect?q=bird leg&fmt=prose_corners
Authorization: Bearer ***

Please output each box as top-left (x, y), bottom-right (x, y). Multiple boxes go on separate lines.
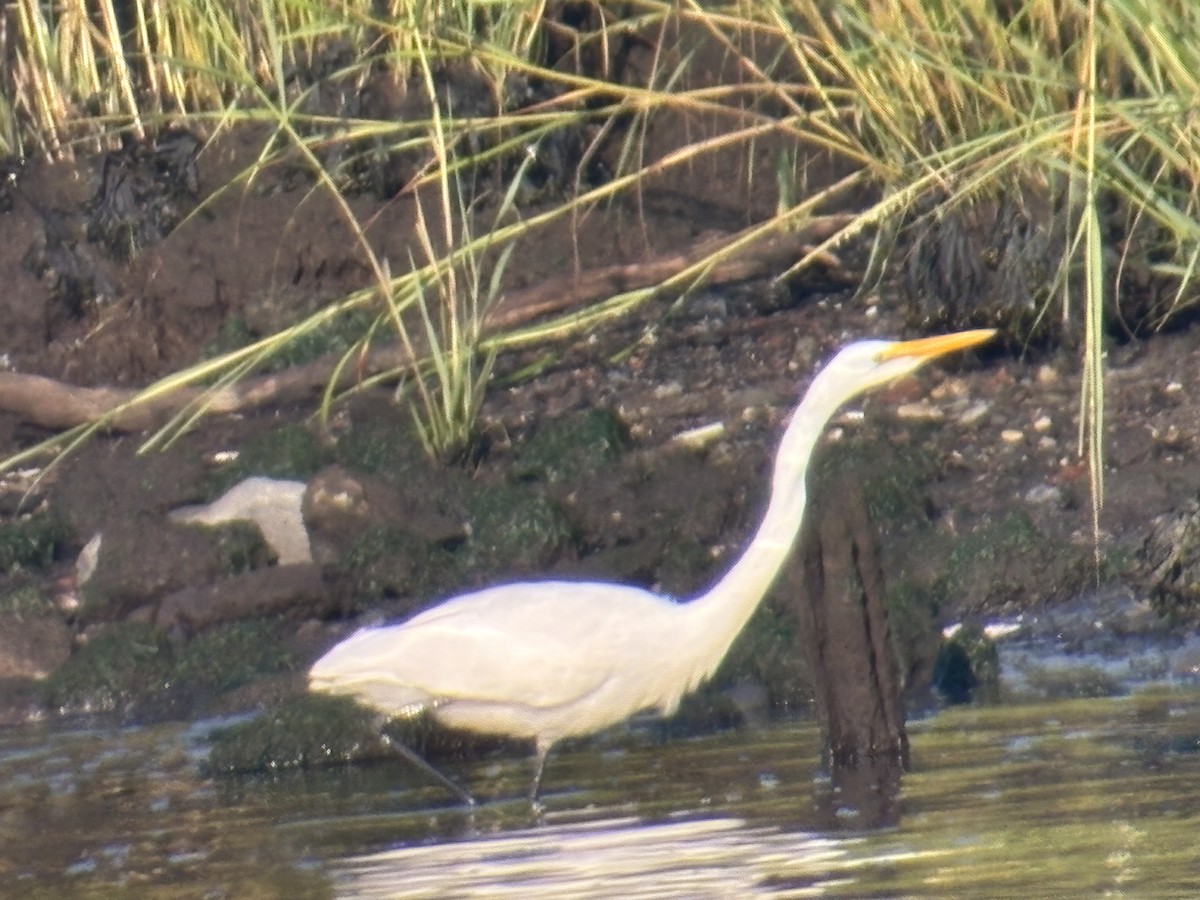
top-left (528, 746), bottom-right (551, 811)
top-left (379, 733), bottom-right (476, 807)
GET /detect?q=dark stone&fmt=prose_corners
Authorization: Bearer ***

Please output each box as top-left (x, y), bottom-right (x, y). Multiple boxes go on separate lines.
top-left (303, 464), bottom-right (465, 565)
top-left (1136, 495), bottom-right (1200, 614)
top-left (932, 640), bottom-right (975, 705)
top-left (514, 407), bottom-right (626, 482)
top-left (80, 516), bottom-right (233, 621)
top-left (154, 563), bottom-right (331, 634)
top-left (304, 465), bottom-right (468, 606)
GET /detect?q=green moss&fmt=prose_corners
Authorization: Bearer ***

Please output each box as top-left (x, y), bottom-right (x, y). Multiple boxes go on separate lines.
top-left (210, 520), bottom-right (276, 574)
top-left (243, 423), bottom-right (326, 479)
top-left (40, 622), bottom-right (173, 715)
top-left (886, 576), bottom-right (944, 683)
top-left (209, 424), bottom-right (327, 496)
top-left (514, 408), bottom-right (626, 483)
top-left (0, 582), bottom-right (56, 617)
top-left (0, 512), bottom-right (68, 574)
top-left (946, 509), bottom-right (1041, 570)
top-left (935, 509), bottom-right (1091, 612)
top-left (810, 425), bottom-right (936, 533)
top-left (203, 316), bottom-right (254, 360)
top-left (205, 308), bottom-right (377, 370)
top-left (40, 620), bottom-right (295, 717)
top-left (340, 524), bottom-right (457, 600)
top-left (333, 418), bottom-right (424, 475)
top-left (205, 694), bottom-right (386, 774)
top-left (710, 598), bottom-right (811, 713)
top-left (274, 309), bottom-right (378, 369)
top-left (654, 536), bottom-right (716, 598)
top-left (173, 621), bottom-right (295, 694)
top-left (466, 482), bottom-right (573, 573)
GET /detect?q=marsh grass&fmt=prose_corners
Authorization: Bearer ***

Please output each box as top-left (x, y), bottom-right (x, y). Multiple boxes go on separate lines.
top-left (2, 0), bottom-right (1199, 510)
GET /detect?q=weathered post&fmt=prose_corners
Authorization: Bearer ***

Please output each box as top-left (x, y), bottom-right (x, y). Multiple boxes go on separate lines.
top-left (790, 471), bottom-right (908, 826)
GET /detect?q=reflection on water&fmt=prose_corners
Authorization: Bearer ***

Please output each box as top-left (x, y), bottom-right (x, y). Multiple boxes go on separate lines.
top-left (332, 816), bottom-right (861, 899)
top-left (4, 686), bottom-right (1200, 896)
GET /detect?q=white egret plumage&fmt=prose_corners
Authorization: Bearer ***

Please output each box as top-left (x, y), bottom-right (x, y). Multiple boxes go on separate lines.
top-left (310, 329), bottom-right (996, 805)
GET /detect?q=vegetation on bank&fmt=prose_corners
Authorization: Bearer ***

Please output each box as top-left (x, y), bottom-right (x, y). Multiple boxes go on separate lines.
top-left (0, 0), bottom-right (1197, 487)
top-left (4, 0), bottom-right (1199, 762)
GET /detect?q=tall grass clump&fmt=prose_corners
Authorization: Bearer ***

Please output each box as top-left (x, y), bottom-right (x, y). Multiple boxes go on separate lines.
top-left (1, 0), bottom-right (544, 157)
top-left (765, 0), bottom-right (1200, 524)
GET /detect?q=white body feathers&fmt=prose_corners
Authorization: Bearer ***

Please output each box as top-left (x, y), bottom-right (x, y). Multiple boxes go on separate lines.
top-left (308, 330), bottom-right (994, 789)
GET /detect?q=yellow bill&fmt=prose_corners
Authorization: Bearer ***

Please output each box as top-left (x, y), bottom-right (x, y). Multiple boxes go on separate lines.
top-left (879, 328), bottom-right (997, 361)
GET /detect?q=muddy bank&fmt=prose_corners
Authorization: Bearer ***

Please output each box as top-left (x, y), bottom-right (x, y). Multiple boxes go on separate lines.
top-left (3, 285), bottom-right (1200, 743)
top-left (1, 106), bottom-right (1200, 767)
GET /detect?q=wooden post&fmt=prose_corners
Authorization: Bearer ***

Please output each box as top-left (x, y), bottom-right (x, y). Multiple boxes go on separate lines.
top-left (789, 471), bottom-right (908, 826)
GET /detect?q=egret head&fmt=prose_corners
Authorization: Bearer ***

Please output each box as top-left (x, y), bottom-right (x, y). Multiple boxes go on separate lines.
top-left (817, 329), bottom-right (996, 406)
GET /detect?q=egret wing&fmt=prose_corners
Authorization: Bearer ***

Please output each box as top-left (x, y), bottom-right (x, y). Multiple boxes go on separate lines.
top-left (379, 580), bottom-right (675, 710)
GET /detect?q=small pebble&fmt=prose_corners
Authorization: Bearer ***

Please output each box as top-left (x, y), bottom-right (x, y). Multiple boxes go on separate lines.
top-left (1036, 364), bottom-right (1059, 385)
top-left (959, 401), bottom-right (991, 426)
top-left (932, 376), bottom-right (971, 400)
top-left (1001, 428), bottom-right (1024, 444)
top-left (1024, 484), bottom-right (1062, 505)
top-left (1155, 424), bottom-right (1185, 449)
top-left (672, 421), bottom-right (725, 449)
top-left (75, 533), bottom-right (102, 585)
top-left (896, 400), bottom-right (945, 421)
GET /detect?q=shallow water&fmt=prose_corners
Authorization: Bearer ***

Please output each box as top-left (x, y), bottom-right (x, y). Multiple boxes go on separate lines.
top-left (4, 686), bottom-right (1200, 898)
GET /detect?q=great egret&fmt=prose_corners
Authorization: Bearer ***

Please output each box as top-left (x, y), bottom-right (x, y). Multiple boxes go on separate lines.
top-left (310, 329), bottom-right (996, 805)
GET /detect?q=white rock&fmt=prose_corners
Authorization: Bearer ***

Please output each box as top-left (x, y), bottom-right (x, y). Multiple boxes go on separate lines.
top-left (75, 532), bottom-right (102, 585)
top-left (170, 477), bottom-right (311, 564)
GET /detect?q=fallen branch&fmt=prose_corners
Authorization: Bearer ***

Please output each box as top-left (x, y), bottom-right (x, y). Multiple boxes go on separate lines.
top-left (0, 215), bottom-right (855, 433)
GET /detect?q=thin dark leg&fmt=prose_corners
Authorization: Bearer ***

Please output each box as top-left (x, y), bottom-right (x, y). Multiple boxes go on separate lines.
top-left (380, 733), bottom-right (476, 807)
top-left (528, 747), bottom-right (550, 812)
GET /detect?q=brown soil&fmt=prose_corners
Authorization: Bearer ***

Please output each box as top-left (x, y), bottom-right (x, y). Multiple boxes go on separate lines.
top-left (1, 90), bottom-right (1198, 728)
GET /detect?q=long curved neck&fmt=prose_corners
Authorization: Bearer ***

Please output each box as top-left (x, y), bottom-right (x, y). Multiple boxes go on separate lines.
top-left (682, 368), bottom-right (855, 681)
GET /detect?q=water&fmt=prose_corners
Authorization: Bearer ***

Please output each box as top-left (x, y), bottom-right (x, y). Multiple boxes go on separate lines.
top-left (3, 687), bottom-right (1200, 897)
